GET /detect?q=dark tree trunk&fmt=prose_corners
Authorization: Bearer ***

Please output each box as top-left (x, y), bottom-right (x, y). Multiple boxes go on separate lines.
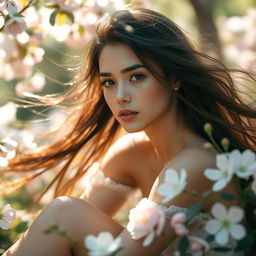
top-left (189, 0), bottom-right (223, 61)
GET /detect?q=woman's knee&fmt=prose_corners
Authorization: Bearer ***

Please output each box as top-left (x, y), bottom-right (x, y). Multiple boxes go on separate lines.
top-left (35, 196), bottom-right (89, 230)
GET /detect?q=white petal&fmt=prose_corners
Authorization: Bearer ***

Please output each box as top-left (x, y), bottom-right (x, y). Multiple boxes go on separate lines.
top-left (142, 230), bottom-right (155, 247)
top-left (242, 149), bottom-right (255, 166)
top-left (164, 169), bottom-right (178, 182)
top-left (204, 169), bottom-right (222, 180)
top-left (85, 235), bottom-right (98, 250)
top-left (215, 229), bottom-right (229, 245)
top-left (212, 179), bottom-right (228, 191)
top-left (204, 219), bottom-right (221, 234)
top-left (180, 168), bottom-right (187, 182)
top-left (229, 224), bottom-right (246, 240)
top-left (227, 206), bottom-right (244, 222)
top-left (230, 150), bottom-right (241, 166)
top-left (98, 232), bottom-right (113, 246)
top-left (156, 215), bottom-right (165, 236)
top-left (212, 203), bottom-right (227, 220)
top-left (108, 237), bottom-right (122, 253)
top-left (0, 219), bottom-right (9, 230)
top-left (157, 183), bottom-right (173, 196)
top-left (216, 154), bottom-right (229, 170)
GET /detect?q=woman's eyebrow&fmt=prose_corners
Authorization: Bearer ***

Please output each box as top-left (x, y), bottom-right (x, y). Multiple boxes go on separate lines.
top-left (99, 64), bottom-right (145, 77)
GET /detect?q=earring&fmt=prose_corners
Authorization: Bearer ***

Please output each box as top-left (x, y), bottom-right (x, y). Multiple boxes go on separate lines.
top-left (174, 87), bottom-right (179, 91)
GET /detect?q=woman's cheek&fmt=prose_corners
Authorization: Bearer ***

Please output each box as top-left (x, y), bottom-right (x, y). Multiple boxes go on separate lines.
top-left (138, 82), bottom-right (167, 103)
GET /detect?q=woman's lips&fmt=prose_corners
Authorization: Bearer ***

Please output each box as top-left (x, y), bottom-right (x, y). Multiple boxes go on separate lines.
top-left (119, 110), bottom-right (139, 121)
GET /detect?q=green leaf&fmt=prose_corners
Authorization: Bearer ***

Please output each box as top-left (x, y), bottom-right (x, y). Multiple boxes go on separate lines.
top-left (13, 221), bottom-right (28, 234)
top-left (49, 10), bottom-right (58, 26)
top-left (178, 236), bottom-right (189, 255)
top-left (46, 4), bottom-right (58, 8)
top-left (185, 201), bottom-right (201, 224)
top-left (66, 12), bottom-right (75, 24)
top-left (219, 192), bottom-right (235, 201)
top-left (111, 247), bottom-right (124, 256)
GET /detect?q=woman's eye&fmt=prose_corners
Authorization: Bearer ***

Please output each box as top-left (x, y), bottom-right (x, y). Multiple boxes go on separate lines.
top-left (130, 73), bottom-right (145, 82)
top-left (101, 79), bottom-right (115, 87)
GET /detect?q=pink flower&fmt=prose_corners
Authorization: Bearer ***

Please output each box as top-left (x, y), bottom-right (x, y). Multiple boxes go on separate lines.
top-left (0, 204), bottom-right (16, 230)
top-left (189, 236), bottom-right (209, 254)
top-left (4, 16), bottom-right (27, 36)
top-left (170, 212), bottom-right (189, 237)
top-left (54, 0), bottom-right (82, 12)
top-left (127, 198), bottom-right (165, 246)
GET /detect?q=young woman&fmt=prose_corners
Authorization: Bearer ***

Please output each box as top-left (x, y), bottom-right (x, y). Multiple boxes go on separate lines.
top-left (3, 8), bottom-right (256, 256)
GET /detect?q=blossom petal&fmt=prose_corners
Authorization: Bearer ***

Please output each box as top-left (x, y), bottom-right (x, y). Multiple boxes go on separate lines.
top-left (157, 183), bottom-right (172, 196)
top-left (204, 169), bottom-right (222, 181)
top-left (108, 237), bottom-right (122, 253)
top-left (180, 168), bottom-right (187, 182)
top-left (85, 235), bottom-right (98, 250)
top-left (216, 154), bottom-right (229, 170)
top-left (204, 219), bottom-right (221, 234)
top-left (227, 206), bottom-right (244, 223)
top-left (212, 203), bottom-right (227, 220)
top-left (164, 169), bottom-right (178, 182)
top-left (0, 219), bottom-right (10, 230)
top-left (212, 179), bottom-right (228, 191)
top-left (215, 229), bottom-right (229, 245)
top-left (229, 224), bottom-right (246, 240)
top-left (242, 149), bottom-right (255, 166)
top-left (142, 230), bottom-right (155, 247)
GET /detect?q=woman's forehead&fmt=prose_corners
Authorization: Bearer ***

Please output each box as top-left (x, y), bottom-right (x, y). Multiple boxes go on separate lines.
top-left (98, 43), bottom-right (142, 72)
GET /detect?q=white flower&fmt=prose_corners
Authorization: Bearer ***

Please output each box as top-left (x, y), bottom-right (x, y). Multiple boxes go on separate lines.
top-left (85, 231), bottom-right (122, 256)
top-left (4, 16), bottom-right (27, 36)
top-left (204, 153), bottom-right (234, 191)
top-left (157, 168), bottom-right (187, 203)
top-left (0, 102), bottom-right (17, 126)
top-left (229, 149), bottom-right (256, 179)
top-left (127, 198), bottom-right (165, 246)
top-left (204, 203), bottom-right (246, 246)
top-left (0, 204), bottom-right (16, 230)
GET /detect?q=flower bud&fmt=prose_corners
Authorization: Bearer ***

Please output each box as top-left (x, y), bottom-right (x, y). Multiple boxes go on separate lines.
top-left (221, 137), bottom-right (230, 151)
top-left (203, 142), bottom-right (213, 151)
top-left (204, 123), bottom-right (212, 134)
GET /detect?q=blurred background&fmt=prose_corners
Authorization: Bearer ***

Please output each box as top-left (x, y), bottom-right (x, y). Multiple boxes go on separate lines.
top-left (0, 0), bottom-right (256, 253)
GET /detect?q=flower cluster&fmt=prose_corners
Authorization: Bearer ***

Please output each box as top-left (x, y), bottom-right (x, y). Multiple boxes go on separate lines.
top-left (0, 204), bottom-right (16, 230)
top-left (217, 8), bottom-right (256, 72)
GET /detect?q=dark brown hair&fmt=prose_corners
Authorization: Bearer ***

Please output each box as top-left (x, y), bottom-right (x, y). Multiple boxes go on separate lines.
top-left (3, 8), bottom-right (256, 205)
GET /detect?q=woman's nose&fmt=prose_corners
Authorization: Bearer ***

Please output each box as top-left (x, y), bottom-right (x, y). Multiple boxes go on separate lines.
top-left (116, 85), bottom-right (131, 105)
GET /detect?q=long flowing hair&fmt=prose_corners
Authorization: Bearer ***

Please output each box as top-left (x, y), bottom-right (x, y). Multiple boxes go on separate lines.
top-left (3, 8), bottom-right (256, 207)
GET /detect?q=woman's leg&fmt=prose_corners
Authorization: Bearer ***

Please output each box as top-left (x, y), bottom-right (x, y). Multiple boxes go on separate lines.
top-left (4, 196), bottom-right (124, 256)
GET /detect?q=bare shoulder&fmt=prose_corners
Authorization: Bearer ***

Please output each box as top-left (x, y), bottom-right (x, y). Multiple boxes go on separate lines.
top-left (169, 147), bottom-right (216, 170)
top-left (100, 132), bottom-right (157, 187)
top-left (149, 147), bottom-right (217, 208)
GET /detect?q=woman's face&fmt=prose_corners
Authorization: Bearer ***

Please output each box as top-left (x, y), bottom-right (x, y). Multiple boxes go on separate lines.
top-left (98, 43), bottom-right (172, 133)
